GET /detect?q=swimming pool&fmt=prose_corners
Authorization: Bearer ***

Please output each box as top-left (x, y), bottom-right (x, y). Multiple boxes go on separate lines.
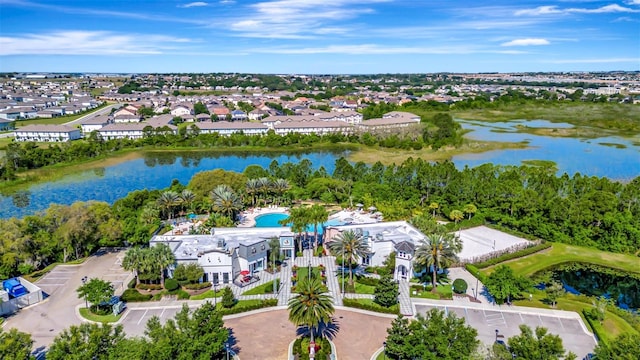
top-left (254, 213), bottom-right (344, 235)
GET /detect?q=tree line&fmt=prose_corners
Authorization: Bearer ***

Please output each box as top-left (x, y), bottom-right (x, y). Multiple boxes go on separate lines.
top-left (1, 157), bottom-right (638, 280)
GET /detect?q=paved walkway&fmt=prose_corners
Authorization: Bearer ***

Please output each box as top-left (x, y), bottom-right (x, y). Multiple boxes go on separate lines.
top-left (398, 280), bottom-right (413, 316)
top-left (447, 267), bottom-right (491, 304)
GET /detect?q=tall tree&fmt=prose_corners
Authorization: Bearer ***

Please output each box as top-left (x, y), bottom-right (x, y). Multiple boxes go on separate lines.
top-left (157, 191), bottom-right (180, 220)
top-left (485, 265), bottom-right (530, 304)
top-left (508, 325), bottom-right (575, 360)
top-left (268, 236), bottom-right (281, 294)
top-left (449, 209), bottom-right (464, 225)
top-left (151, 244), bottom-right (175, 287)
top-left (413, 230), bottom-right (462, 292)
top-left (327, 230), bottom-right (370, 286)
top-left (76, 278), bottom-right (114, 312)
top-left (463, 203), bottom-right (477, 220)
top-left (288, 277), bottom-right (335, 358)
top-left (374, 274), bottom-right (399, 307)
top-left (0, 327), bottom-right (34, 360)
top-left (309, 204), bottom-right (328, 249)
top-left (47, 323), bottom-right (125, 360)
top-left (210, 185), bottom-right (242, 221)
top-left (122, 247), bottom-right (144, 286)
top-left (594, 332), bottom-right (640, 360)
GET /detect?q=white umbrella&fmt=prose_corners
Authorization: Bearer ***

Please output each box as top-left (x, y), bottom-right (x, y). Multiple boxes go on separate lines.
top-left (368, 206), bottom-right (377, 211)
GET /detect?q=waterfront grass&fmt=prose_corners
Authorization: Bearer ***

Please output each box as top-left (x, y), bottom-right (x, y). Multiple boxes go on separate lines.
top-left (347, 139), bottom-right (528, 165)
top-left (452, 103), bottom-right (640, 134)
top-left (482, 243), bottom-right (640, 277)
top-left (79, 307), bottom-right (122, 323)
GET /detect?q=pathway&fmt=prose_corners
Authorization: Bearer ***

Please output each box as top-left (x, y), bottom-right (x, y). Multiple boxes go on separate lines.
top-left (398, 280), bottom-right (413, 316)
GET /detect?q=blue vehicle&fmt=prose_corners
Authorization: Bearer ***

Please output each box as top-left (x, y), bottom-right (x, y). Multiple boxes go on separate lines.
top-left (3, 278), bottom-right (28, 298)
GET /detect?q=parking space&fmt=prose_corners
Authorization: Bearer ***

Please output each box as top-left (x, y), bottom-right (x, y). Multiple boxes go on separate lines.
top-left (415, 305), bottom-right (596, 359)
top-left (35, 267), bottom-right (78, 296)
top-left (99, 251), bottom-right (132, 294)
top-left (120, 307), bottom-right (183, 337)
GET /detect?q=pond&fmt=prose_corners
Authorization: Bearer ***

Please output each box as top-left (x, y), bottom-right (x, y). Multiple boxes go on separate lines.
top-left (453, 119), bottom-right (640, 181)
top-left (0, 150), bottom-right (344, 219)
top-left (550, 263), bottom-right (639, 310)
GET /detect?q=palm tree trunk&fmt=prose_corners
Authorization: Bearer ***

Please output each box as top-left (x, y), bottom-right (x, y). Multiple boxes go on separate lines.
top-left (309, 323), bottom-right (315, 359)
top-left (432, 267), bottom-right (437, 293)
top-left (348, 260), bottom-right (354, 286)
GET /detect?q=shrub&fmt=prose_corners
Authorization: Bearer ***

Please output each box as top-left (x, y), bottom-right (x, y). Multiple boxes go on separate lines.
top-left (452, 279), bottom-right (468, 294)
top-left (164, 278), bottom-right (179, 291)
top-left (342, 298), bottom-right (399, 314)
top-left (465, 264), bottom-right (487, 283)
top-left (374, 275), bottom-right (399, 307)
top-left (127, 277), bottom-right (137, 289)
top-left (183, 282), bottom-right (212, 290)
top-left (219, 299), bottom-right (278, 316)
top-left (293, 336), bottom-right (332, 360)
top-left (176, 289), bottom-right (190, 300)
top-left (221, 287), bottom-right (237, 308)
top-left (121, 289), bottom-right (153, 302)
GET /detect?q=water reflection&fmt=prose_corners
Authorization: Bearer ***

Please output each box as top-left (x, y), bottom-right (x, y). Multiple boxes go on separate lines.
top-left (0, 150), bottom-right (344, 219)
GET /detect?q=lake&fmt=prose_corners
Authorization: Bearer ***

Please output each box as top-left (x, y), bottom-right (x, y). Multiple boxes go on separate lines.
top-left (1, 119), bottom-right (639, 218)
top-left (0, 151), bottom-right (344, 219)
top-left (453, 119), bottom-right (640, 181)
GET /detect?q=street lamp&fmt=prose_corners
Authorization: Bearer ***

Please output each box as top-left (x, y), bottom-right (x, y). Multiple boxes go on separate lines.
top-left (213, 283), bottom-right (218, 307)
top-left (341, 243), bottom-right (345, 298)
top-left (225, 342), bottom-right (230, 360)
top-left (383, 341), bottom-right (387, 359)
top-left (81, 276), bottom-right (88, 309)
top-left (495, 329), bottom-right (499, 342)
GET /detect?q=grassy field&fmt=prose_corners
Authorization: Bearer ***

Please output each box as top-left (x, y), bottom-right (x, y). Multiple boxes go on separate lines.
top-left (347, 138), bottom-right (528, 165)
top-left (242, 280), bottom-right (280, 295)
top-left (482, 242), bottom-right (640, 276)
top-left (409, 284), bottom-right (453, 299)
top-left (452, 103), bottom-right (640, 134)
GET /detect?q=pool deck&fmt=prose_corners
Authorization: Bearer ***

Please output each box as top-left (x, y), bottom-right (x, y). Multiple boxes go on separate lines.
top-left (237, 206), bottom-right (290, 228)
top-left (236, 207), bottom-right (381, 229)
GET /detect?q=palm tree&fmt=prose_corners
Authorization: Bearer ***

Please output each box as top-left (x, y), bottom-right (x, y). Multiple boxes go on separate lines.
top-left (151, 244), bottom-right (175, 287)
top-left (157, 191), bottom-right (180, 220)
top-left (428, 202), bottom-right (439, 217)
top-left (268, 236), bottom-right (281, 294)
top-left (280, 207), bottom-right (311, 255)
top-left (180, 189), bottom-right (196, 215)
top-left (272, 178), bottom-right (290, 205)
top-left (327, 230), bottom-right (370, 286)
top-left (210, 185), bottom-right (242, 221)
top-left (449, 209), bottom-right (464, 225)
top-left (245, 178), bottom-right (261, 206)
top-left (122, 247), bottom-right (143, 286)
top-left (256, 177), bottom-right (271, 206)
top-left (414, 231), bottom-right (462, 293)
top-left (309, 205), bottom-right (328, 250)
top-left (463, 203), bottom-right (477, 220)
top-left (288, 277), bottom-right (335, 358)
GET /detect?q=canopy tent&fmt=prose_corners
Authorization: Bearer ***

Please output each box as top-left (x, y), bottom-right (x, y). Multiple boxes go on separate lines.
top-left (368, 206), bottom-right (377, 212)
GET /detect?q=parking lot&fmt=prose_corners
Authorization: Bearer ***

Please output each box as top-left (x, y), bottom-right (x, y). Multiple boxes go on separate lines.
top-left (35, 266), bottom-right (79, 297)
top-left (415, 304), bottom-right (596, 359)
top-left (120, 306), bottom-right (187, 336)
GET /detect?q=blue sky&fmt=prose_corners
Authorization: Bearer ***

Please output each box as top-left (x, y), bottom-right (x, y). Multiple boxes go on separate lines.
top-left (0, 0), bottom-right (638, 73)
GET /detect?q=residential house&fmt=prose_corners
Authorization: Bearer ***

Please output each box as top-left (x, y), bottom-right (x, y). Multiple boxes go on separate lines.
top-left (0, 118), bottom-right (13, 131)
top-left (231, 110), bottom-right (248, 121)
top-left (14, 124), bottom-right (82, 142)
top-left (80, 114), bottom-right (112, 134)
top-left (194, 121), bottom-right (269, 136)
top-left (170, 104), bottom-right (192, 117)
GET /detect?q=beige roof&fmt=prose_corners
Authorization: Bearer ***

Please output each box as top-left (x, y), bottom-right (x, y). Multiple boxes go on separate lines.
top-left (359, 117), bottom-right (420, 127)
top-left (274, 120), bottom-right (353, 129)
top-left (16, 124), bottom-right (78, 132)
top-left (195, 121), bottom-right (268, 130)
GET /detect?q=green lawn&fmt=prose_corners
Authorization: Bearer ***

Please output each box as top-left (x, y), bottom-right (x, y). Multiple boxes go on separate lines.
top-left (409, 284), bottom-right (453, 299)
top-left (242, 279), bottom-right (280, 295)
top-left (13, 104), bottom-right (109, 127)
top-left (79, 307), bottom-right (122, 323)
top-left (338, 276), bottom-right (376, 294)
top-left (483, 242), bottom-right (640, 276)
top-left (190, 289), bottom-right (220, 300)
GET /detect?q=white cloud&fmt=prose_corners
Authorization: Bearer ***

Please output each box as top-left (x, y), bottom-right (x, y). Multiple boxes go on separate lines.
top-left (247, 43), bottom-right (529, 55)
top-left (227, 0), bottom-right (389, 39)
top-left (178, 2), bottom-right (209, 8)
top-left (516, 4), bottom-right (639, 16)
top-left (501, 38), bottom-right (550, 46)
top-left (625, 0), bottom-right (640, 5)
top-left (0, 31), bottom-right (193, 56)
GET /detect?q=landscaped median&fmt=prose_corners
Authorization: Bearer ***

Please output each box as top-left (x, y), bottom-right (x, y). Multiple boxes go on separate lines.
top-left (78, 307), bottom-right (123, 323)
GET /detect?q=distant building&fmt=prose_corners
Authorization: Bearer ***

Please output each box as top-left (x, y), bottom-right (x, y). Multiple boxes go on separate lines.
top-left (14, 124), bottom-right (82, 142)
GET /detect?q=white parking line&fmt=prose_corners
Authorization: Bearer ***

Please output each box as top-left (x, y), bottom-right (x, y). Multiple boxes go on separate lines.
top-left (558, 317), bottom-right (565, 331)
top-left (160, 308), bottom-right (166, 318)
top-left (137, 310), bottom-right (148, 325)
top-left (36, 283), bottom-right (66, 286)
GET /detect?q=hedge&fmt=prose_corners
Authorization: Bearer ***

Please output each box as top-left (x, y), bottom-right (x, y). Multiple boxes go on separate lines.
top-left (127, 277), bottom-right (137, 289)
top-left (582, 309), bottom-right (608, 346)
top-left (137, 283), bottom-right (163, 290)
top-left (219, 299), bottom-right (278, 316)
top-left (121, 289), bottom-right (153, 302)
top-left (342, 298), bottom-right (399, 314)
top-left (465, 264), bottom-right (487, 283)
top-left (184, 282), bottom-right (212, 290)
top-left (473, 242), bottom-right (552, 269)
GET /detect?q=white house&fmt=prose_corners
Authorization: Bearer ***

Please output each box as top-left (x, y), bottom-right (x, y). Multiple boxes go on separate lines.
top-left (14, 124), bottom-right (82, 142)
top-left (195, 121), bottom-right (269, 136)
top-left (273, 120), bottom-right (354, 136)
top-left (80, 114), bottom-right (112, 134)
top-left (150, 227), bottom-right (293, 285)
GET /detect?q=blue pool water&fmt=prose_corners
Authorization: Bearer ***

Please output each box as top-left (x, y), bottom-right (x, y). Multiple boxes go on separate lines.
top-left (254, 213), bottom-right (344, 235)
